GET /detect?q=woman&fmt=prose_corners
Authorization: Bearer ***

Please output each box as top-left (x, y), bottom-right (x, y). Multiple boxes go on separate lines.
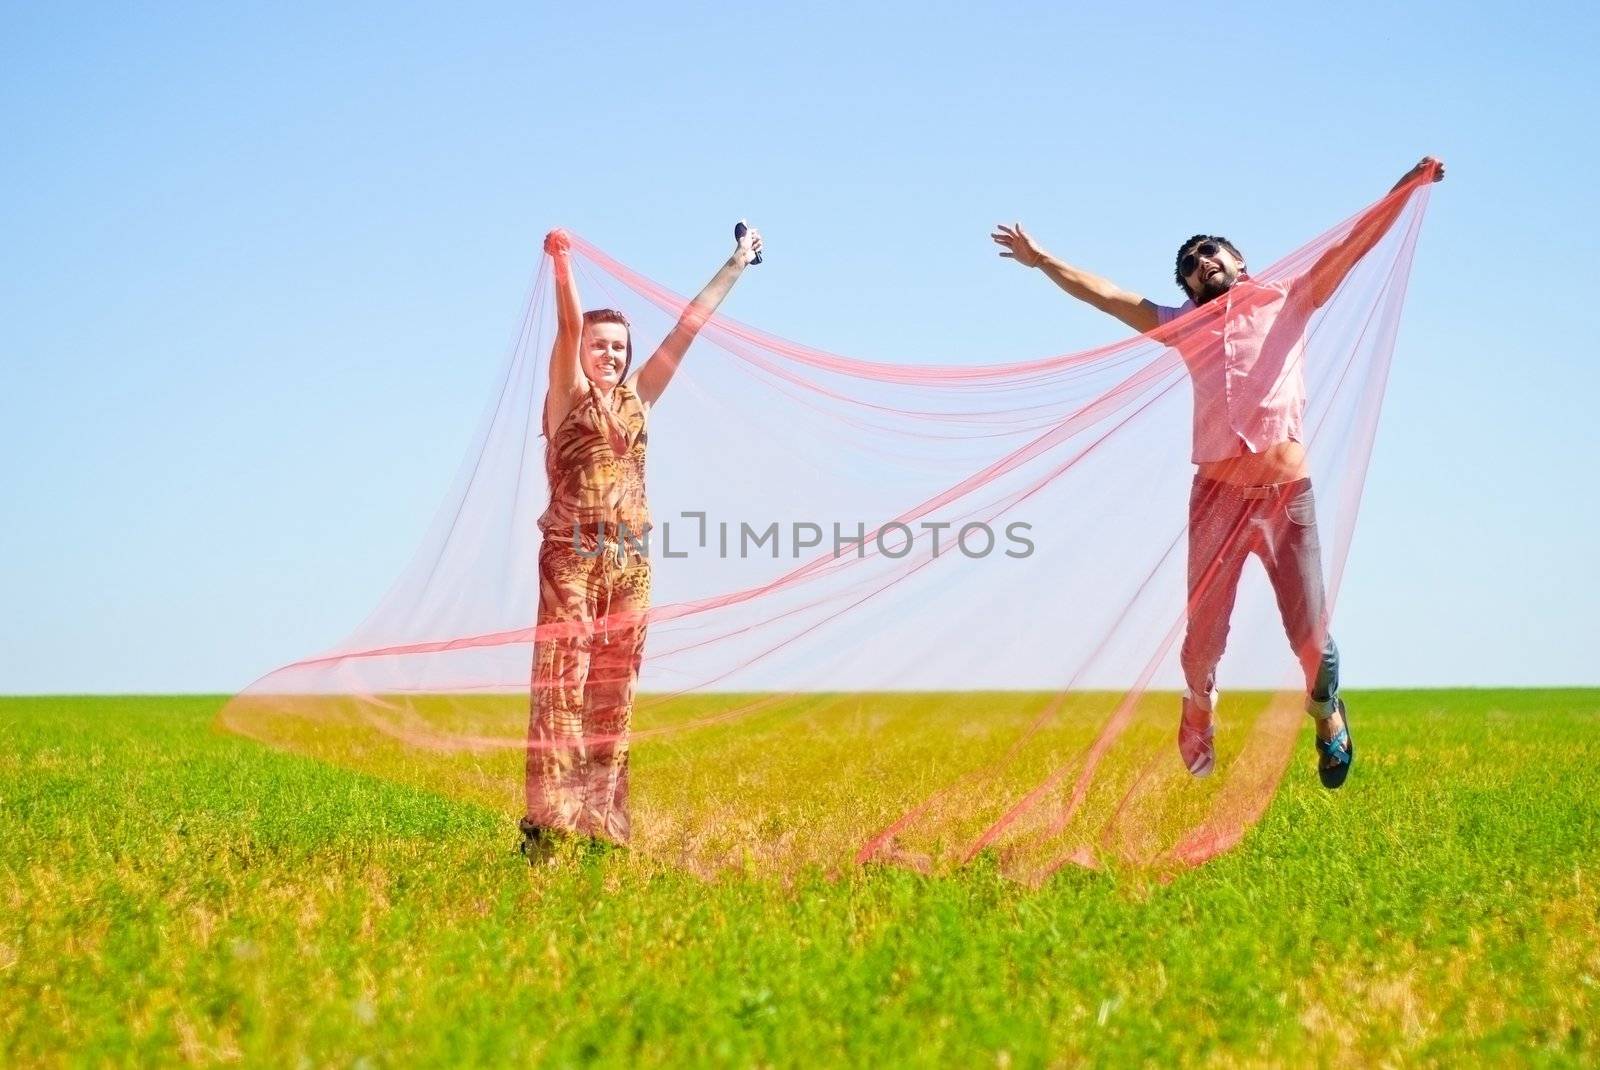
top-left (522, 222), bottom-right (762, 858)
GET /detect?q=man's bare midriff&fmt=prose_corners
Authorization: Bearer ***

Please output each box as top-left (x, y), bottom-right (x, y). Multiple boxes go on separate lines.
top-left (1195, 439), bottom-right (1309, 485)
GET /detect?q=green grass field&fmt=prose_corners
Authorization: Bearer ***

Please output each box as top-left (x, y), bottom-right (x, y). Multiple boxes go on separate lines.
top-left (3, 691), bottom-right (1597, 1066)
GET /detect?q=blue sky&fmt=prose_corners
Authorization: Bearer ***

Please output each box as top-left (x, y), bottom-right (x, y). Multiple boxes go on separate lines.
top-left (3, 2), bottom-right (1596, 691)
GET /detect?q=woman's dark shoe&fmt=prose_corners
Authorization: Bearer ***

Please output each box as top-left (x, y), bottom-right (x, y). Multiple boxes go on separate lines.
top-left (581, 835), bottom-right (627, 862)
top-left (518, 817), bottom-right (565, 865)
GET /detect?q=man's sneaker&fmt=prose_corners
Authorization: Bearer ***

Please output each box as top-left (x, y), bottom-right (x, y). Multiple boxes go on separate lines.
top-left (1178, 690), bottom-right (1217, 777)
top-left (1314, 698), bottom-right (1354, 789)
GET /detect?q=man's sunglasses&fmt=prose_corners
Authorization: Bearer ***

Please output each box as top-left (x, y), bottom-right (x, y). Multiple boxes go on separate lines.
top-left (1180, 242), bottom-right (1224, 279)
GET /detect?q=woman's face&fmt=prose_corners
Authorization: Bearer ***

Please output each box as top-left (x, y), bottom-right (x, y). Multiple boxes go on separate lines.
top-left (581, 322), bottom-right (629, 388)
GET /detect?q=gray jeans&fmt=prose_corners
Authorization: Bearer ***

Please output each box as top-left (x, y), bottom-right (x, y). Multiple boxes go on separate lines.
top-left (1181, 476), bottom-right (1340, 718)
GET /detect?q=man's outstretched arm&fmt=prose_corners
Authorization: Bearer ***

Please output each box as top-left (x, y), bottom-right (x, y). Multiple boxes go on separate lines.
top-left (992, 222), bottom-right (1161, 334)
top-left (1305, 156), bottom-right (1446, 309)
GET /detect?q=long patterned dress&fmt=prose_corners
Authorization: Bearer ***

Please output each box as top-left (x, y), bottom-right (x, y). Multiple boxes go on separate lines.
top-left (525, 383), bottom-right (651, 843)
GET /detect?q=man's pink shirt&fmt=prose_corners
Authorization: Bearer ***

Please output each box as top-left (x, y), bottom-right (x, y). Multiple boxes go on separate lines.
top-left (1153, 276), bottom-right (1317, 464)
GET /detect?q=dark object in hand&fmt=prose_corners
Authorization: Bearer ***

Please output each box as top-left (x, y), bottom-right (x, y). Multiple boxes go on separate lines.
top-left (735, 221), bottom-right (763, 266)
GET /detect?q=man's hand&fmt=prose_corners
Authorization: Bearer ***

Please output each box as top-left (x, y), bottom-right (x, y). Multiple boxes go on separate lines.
top-left (1394, 156), bottom-right (1446, 191)
top-left (991, 223), bottom-right (1158, 333)
top-left (733, 221), bottom-right (763, 267)
top-left (992, 222), bottom-right (1046, 268)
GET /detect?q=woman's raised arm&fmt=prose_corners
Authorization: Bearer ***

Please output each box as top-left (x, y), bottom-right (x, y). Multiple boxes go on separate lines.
top-left (630, 222), bottom-right (762, 407)
top-left (543, 229), bottom-right (585, 433)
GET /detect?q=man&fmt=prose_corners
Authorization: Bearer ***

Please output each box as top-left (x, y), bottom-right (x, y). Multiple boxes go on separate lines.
top-left (992, 156), bottom-right (1444, 788)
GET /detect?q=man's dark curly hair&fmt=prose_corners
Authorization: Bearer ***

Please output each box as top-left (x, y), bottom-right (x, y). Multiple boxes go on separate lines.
top-left (1174, 234), bottom-right (1245, 300)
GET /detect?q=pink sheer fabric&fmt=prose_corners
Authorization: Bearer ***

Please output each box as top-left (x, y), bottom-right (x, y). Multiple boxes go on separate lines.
top-left (218, 172), bottom-right (1437, 877)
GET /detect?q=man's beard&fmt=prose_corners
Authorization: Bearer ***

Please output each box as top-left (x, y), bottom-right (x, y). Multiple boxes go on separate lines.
top-left (1193, 270), bottom-right (1235, 304)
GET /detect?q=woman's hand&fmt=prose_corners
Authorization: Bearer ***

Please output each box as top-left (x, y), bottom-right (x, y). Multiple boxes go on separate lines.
top-left (734, 221), bottom-right (763, 267)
